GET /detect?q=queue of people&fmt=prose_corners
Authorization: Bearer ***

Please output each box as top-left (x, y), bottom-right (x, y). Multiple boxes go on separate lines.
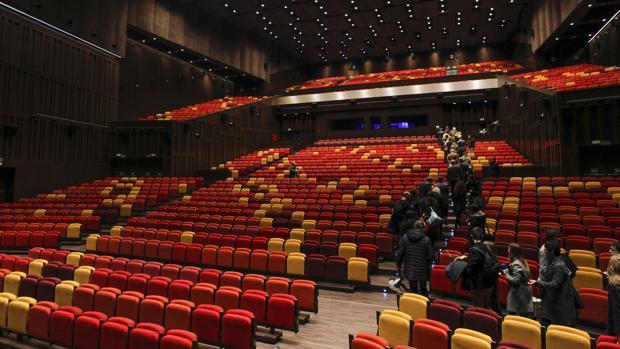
top-left (392, 126), bottom-right (620, 338)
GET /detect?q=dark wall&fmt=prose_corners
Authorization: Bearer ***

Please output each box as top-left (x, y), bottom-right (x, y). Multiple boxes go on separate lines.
top-left (112, 100), bottom-right (278, 176)
top-left (3, 0), bottom-right (127, 57)
top-left (558, 87), bottom-right (620, 175)
top-left (278, 93), bottom-right (498, 147)
top-left (496, 81), bottom-right (562, 175)
top-left (0, 7), bottom-right (117, 199)
top-left (307, 45), bottom-right (511, 80)
top-left (0, 114), bottom-right (110, 199)
top-left (589, 17), bottom-right (620, 66)
top-left (118, 39), bottom-right (232, 121)
top-left (127, 0), bottom-right (298, 81)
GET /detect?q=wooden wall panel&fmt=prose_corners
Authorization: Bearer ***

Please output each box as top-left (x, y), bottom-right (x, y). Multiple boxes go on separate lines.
top-left (111, 100), bottom-right (278, 176)
top-left (127, 0), bottom-right (297, 81)
top-left (497, 82), bottom-right (562, 175)
top-left (0, 9), bottom-right (120, 124)
top-left (118, 39), bottom-right (231, 121)
top-left (516, 0), bottom-right (580, 53)
top-left (0, 113), bottom-right (110, 199)
top-left (3, 0), bottom-right (127, 57)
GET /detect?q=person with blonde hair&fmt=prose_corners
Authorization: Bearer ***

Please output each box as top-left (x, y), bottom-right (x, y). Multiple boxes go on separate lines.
top-left (607, 254), bottom-right (620, 336)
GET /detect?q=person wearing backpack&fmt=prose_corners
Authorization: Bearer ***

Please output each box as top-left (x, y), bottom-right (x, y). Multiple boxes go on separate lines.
top-left (457, 227), bottom-right (499, 309)
top-left (530, 239), bottom-right (579, 327)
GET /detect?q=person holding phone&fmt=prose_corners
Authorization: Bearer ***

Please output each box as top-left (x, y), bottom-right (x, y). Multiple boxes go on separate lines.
top-left (502, 243), bottom-right (533, 316)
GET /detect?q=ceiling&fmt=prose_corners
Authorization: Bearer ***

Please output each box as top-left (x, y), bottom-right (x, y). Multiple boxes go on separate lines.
top-left (199, 0), bottom-right (529, 64)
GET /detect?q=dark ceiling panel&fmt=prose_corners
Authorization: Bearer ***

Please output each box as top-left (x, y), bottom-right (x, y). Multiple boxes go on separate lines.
top-left (198, 0), bottom-right (529, 63)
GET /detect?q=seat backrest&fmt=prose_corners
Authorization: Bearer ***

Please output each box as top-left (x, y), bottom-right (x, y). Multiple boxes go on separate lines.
top-left (378, 311), bottom-right (411, 347)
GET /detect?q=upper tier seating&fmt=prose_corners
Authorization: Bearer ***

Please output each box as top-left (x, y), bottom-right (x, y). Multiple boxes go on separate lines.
top-left (214, 148), bottom-right (291, 176)
top-left (469, 141), bottom-right (533, 175)
top-left (286, 60), bottom-right (522, 92)
top-left (315, 136), bottom-right (437, 146)
top-left (285, 76), bottom-right (348, 91)
top-left (510, 64), bottom-right (620, 92)
top-left (140, 96), bottom-right (266, 122)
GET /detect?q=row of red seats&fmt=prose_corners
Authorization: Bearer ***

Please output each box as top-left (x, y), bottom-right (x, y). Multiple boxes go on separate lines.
top-left (286, 60), bottom-right (520, 91)
top-left (315, 136), bottom-right (437, 146)
top-left (26, 248), bottom-right (317, 312)
top-left (86, 235), bottom-right (370, 284)
top-left (116, 225), bottom-right (391, 257)
top-left (26, 297), bottom-right (254, 349)
top-left (27, 303), bottom-right (214, 349)
top-left (0, 231), bottom-right (59, 249)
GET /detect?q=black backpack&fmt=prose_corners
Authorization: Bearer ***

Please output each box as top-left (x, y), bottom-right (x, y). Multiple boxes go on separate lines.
top-left (475, 245), bottom-right (500, 281)
top-left (562, 254), bottom-right (578, 279)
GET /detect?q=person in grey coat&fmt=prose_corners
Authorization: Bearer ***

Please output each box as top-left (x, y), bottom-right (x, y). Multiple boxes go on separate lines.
top-left (396, 219), bottom-right (434, 296)
top-left (531, 239), bottom-right (578, 327)
top-left (502, 243), bottom-right (533, 316)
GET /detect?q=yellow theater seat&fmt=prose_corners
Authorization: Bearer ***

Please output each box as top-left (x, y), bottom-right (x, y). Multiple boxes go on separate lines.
top-left (110, 226), bottom-right (123, 237)
top-left (302, 220), bottom-right (316, 230)
top-left (8, 298), bottom-right (35, 334)
top-left (4, 272), bottom-right (26, 296)
top-left (501, 315), bottom-right (542, 349)
top-left (0, 293), bottom-right (17, 328)
top-left (74, 266), bottom-right (95, 285)
top-left (267, 238), bottom-right (284, 252)
top-left (86, 234), bottom-right (100, 251)
top-left (67, 223), bottom-right (82, 239)
top-left (284, 239), bottom-right (301, 254)
top-left (55, 283), bottom-right (77, 307)
top-left (253, 209), bottom-right (266, 218)
top-left (398, 293), bottom-right (429, 322)
top-left (573, 267), bottom-right (603, 290)
top-left (81, 209), bottom-right (94, 217)
top-left (354, 200), bottom-right (367, 208)
top-left (66, 252), bottom-right (84, 266)
top-left (568, 250), bottom-right (596, 268)
top-left (546, 326), bottom-right (590, 349)
top-left (260, 217), bottom-right (273, 228)
top-left (28, 259), bottom-right (48, 277)
top-left (180, 232), bottom-right (195, 244)
top-left (289, 228), bottom-right (305, 242)
top-left (347, 257), bottom-right (369, 283)
top-left (378, 310), bottom-right (411, 347)
top-left (34, 209), bottom-right (46, 217)
top-left (286, 253), bottom-right (306, 275)
top-left (291, 211), bottom-right (305, 221)
top-left (338, 243), bottom-right (357, 260)
top-left (120, 204), bottom-right (132, 217)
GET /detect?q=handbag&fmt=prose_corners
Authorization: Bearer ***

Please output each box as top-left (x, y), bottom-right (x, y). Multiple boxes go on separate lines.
top-left (427, 208), bottom-right (444, 228)
top-left (445, 259), bottom-right (467, 284)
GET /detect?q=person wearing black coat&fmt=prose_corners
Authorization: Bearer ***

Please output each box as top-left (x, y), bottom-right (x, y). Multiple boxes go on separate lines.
top-left (532, 239), bottom-right (578, 327)
top-left (489, 158), bottom-right (500, 178)
top-left (457, 227), bottom-right (499, 309)
top-left (389, 191), bottom-right (414, 236)
top-left (447, 161), bottom-right (462, 194)
top-left (467, 136), bottom-right (476, 152)
top-left (418, 194), bottom-right (441, 244)
top-left (396, 220), bottom-right (435, 296)
top-left (468, 205), bottom-right (487, 231)
top-left (434, 176), bottom-right (450, 196)
top-left (417, 177), bottom-right (433, 199)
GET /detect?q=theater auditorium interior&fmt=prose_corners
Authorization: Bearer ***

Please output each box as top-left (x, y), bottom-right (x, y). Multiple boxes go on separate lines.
top-left (0, 0), bottom-right (620, 348)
